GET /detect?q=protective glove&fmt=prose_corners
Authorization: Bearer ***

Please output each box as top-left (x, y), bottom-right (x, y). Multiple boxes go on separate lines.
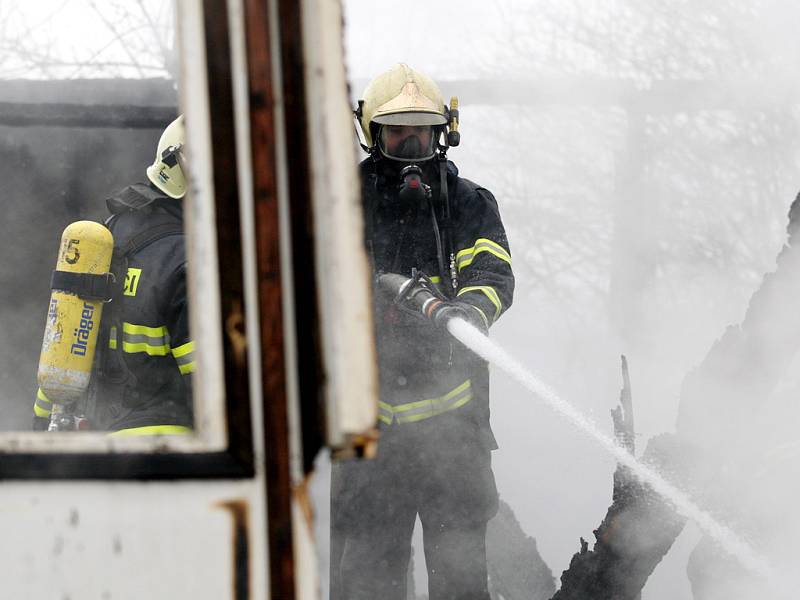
top-left (428, 300), bottom-right (489, 335)
top-left (375, 273), bottom-right (490, 335)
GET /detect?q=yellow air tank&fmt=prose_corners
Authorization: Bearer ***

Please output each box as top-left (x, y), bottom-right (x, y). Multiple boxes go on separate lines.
top-left (37, 221), bottom-right (114, 404)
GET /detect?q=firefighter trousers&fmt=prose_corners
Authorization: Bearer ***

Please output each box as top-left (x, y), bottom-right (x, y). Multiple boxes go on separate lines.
top-left (330, 420), bottom-right (498, 600)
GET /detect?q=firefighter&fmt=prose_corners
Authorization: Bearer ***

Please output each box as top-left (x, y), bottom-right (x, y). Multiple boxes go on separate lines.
top-left (33, 115), bottom-right (194, 434)
top-left (331, 64), bottom-right (515, 600)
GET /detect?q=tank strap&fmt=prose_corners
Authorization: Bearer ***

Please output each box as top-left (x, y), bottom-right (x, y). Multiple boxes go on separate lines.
top-left (438, 158), bottom-right (459, 294)
top-left (117, 221), bottom-right (184, 258)
top-left (106, 183), bottom-right (166, 214)
top-left (50, 271), bottom-right (115, 301)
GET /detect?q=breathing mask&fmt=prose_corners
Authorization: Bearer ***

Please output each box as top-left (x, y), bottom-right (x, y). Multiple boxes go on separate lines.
top-left (377, 124), bottom-right (437, 163)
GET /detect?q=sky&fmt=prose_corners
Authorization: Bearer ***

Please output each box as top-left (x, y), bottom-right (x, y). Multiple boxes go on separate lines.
top-left (0, 0), bottom-right (175, 79)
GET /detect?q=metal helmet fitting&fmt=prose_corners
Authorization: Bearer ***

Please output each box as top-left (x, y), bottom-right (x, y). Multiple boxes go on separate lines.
top-left (146, 114), bottom-right (186, 199)
top-left (358, 64), bottom-right (448, 162)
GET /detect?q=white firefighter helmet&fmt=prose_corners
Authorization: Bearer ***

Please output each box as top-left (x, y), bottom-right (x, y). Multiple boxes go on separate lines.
top-left (358, 64), bottom-right (448, 161)
top-left (146, 114), bottom-right (186, 199)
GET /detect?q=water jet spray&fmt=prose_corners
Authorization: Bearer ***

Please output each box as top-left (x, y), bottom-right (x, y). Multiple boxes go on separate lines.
top-left (446, 317), bottom-right (779, 584)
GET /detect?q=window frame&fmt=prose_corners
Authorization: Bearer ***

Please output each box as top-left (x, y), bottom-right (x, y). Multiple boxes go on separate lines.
top-left (0, 1), bottom-right (255, 480)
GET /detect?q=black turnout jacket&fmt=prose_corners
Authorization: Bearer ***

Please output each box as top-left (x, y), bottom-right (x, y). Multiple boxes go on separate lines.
top-left (95, 183), bottom-right (194, 431)
top-left (362, 157), bottom-right (514, 449)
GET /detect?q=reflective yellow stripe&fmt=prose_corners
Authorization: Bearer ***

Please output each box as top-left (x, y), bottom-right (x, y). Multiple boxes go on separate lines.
top-left (121, 341), bottom-right (170, 356)
top-left (392, 380), bottom-right (470, 412)
top-left (380, 380), bottom-right (473, 425)
top-left (457, 285), bottom-right (502, 321)
top-left (398, 391), bottom-right (473, 423)
top-left (455, 238), bottom-right (512, 271)
top-left (34, 388), bottom-right (52, 417)
top-left (429, 276), bottom-right (441, 283)
top-left (109, 425), bottom-right (192, 437)
top-left (172, 341), bottom-right (195, 358)
top-left (114, 324), bottom-right (193, 373)
top-left (122, 323), bottom-right (169, 337)
top-left (378, 400), bottom-right (394, 425)
top-left (172, 341), bottom-right (196, 375)
top-left (177, 362), bottom-right (196, 375)
top-left (471, 305), bottom-right (490, 329)
top-left (120, 322), bottom-right (171, 356)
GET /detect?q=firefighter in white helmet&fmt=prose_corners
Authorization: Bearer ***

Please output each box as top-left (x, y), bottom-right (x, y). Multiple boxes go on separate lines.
top-left (331, 64), bottom-right (515, 599)
top-left (34, 115), bottom-right (195, 434)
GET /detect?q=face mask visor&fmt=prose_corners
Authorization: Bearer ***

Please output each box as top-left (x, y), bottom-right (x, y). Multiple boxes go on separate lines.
top-left (374, 112), bottom-right (445, 162)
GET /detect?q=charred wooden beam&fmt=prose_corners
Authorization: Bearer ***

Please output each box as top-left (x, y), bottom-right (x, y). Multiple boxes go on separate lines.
top-left (552, 436), bottom-right (688, 600)
top-left (551, 360), bottom-right (686, 600)
top-left (611, 355), bottom-right (635, 454)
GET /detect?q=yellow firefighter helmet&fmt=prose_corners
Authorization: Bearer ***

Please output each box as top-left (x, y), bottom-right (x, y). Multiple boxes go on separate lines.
top-left (146, 114), bottom-right (186, 199)
top-left (357, 64), bottom-right (448, 160)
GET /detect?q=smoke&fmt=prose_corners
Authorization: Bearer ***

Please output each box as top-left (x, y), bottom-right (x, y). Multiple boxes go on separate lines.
top-left (340, 1), bottom-right (800, 599)
top-left (448, 317), bottom-right (791, 593)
